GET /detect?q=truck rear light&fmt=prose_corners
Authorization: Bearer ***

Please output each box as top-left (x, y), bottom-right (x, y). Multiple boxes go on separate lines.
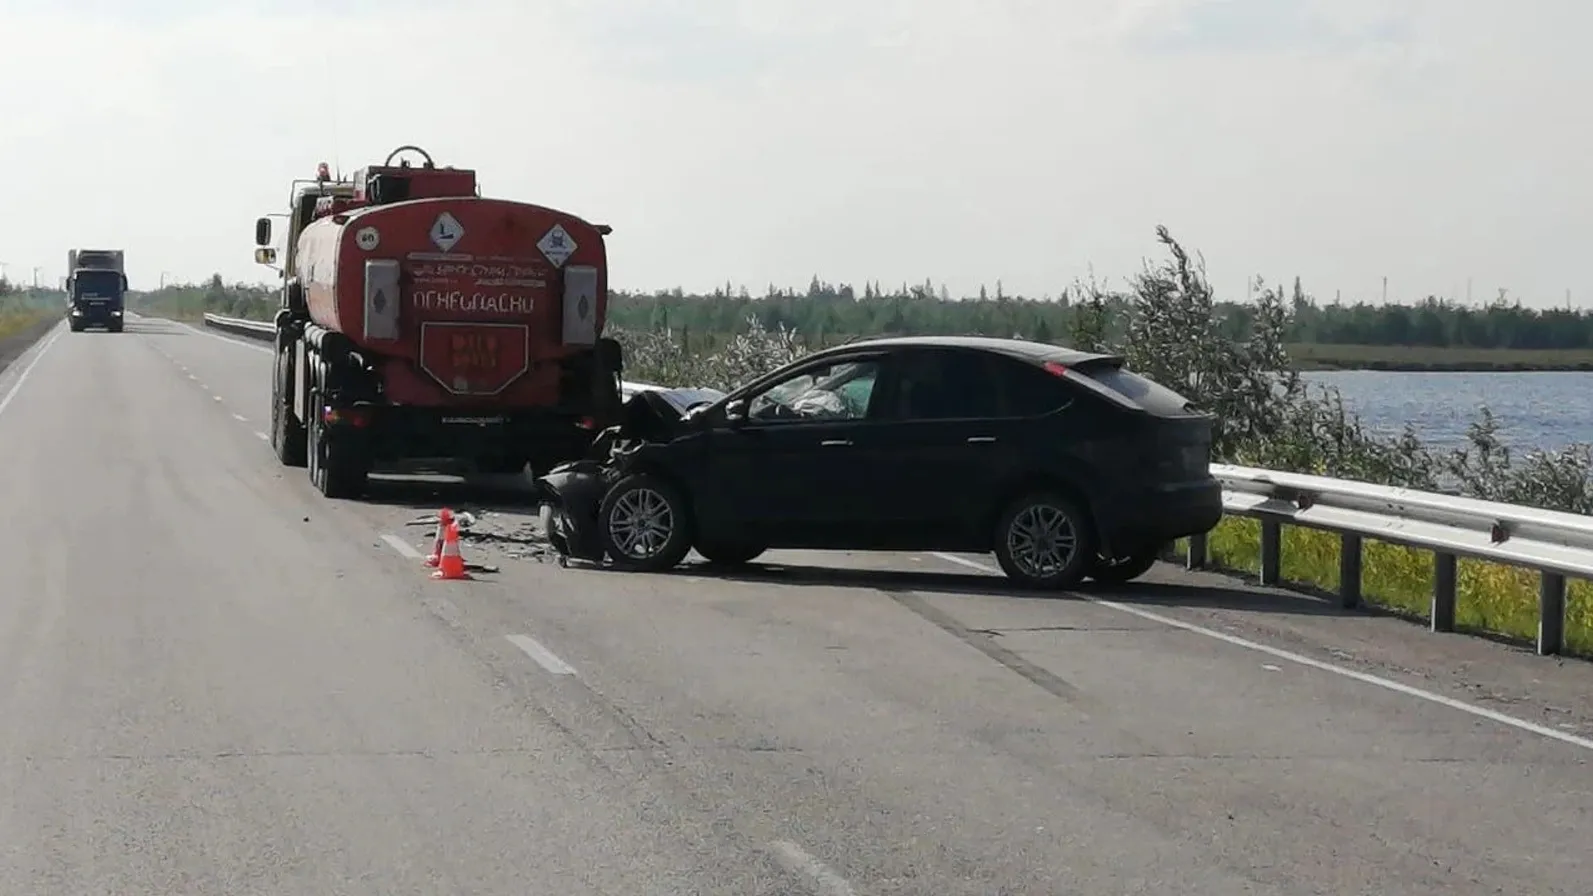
top-left (577, 416), bottom-right (597, 430)
top-left (562, 265), bottom-right (599, 346)
top-left (323, 406), bottom-right (371, 427)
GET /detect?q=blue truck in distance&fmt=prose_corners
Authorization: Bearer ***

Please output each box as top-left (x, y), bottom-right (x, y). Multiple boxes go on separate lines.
top-left (65, 249), bottom-right (127, 332)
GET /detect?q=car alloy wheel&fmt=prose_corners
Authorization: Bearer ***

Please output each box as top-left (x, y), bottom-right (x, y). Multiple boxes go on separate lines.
top-left (993, 492), bottom-right (1096, 589)
top-left (598, 473), bottom-right (694, 572)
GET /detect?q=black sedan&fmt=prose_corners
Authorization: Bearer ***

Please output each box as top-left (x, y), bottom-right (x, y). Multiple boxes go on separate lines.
top-left (537, 336), bottom-right (1223, 589)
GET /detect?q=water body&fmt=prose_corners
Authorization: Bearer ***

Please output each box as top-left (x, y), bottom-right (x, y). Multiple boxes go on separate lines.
top-left (1301, 371), bottom-right (1593, 454)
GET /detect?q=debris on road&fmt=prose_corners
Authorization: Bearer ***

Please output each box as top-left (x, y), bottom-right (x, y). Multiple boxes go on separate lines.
top-left (405, 507), bottom-right (556, 564)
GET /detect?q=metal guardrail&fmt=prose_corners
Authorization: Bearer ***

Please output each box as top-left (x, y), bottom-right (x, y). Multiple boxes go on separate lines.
top-left (202, 312), bottom-right (275, 339)
top-left (201, 311), bottom-right (1589, 655)
top-left (1202, 463), bottom-right (1590, 656)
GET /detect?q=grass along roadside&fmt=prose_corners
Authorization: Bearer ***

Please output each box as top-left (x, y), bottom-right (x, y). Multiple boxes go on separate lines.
top-left (0, 309), bottom-right (49, 341)
top-left (0, 309), bottom-right (59, 375)
top-left (1172, 518), bottom-right (1593, 657)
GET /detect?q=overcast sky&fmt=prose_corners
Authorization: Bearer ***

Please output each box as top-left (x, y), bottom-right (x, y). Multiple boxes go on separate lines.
top-left (0, 0), bottom-right (1585, 307)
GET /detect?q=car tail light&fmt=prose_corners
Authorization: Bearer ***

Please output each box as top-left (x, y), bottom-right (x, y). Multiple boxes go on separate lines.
top-left (1042, 361), bottom-right (1068, 377)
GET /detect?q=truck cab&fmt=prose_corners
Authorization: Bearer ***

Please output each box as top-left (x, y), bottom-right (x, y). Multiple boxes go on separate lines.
top-left (253, 164), bottom-right (356, 300)
top-left (66, 250), bottom-right (128, 332)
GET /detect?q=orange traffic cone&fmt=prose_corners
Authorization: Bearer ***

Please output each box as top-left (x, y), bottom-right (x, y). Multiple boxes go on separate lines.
top-left (430, 521), bottom-right (471, 580)
top-left (424, 508), bottom-right (454, 568)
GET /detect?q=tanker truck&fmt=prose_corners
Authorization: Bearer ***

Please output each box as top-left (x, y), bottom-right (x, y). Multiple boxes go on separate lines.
top-left (65, 248), bottom-right (128, 332)
top-left (251, 145), bottom-right (624, 499)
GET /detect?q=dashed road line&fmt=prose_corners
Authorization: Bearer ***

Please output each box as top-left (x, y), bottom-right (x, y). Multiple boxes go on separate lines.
top-left (505, 634), bottom-right (578, 676)
top-left (232, 413), bottom-right (248, 422)
top-left (768, 840), bottom-right (860, 896)
top-left (381, 533), bottom-right (425, 560)
top-left (253, 431), bottom-right (268, 441)
top-left (926, 552), bottom-right (1593, 753)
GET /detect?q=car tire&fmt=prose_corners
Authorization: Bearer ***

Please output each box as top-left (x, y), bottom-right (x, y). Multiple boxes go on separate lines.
top-left (992, 491), bottom-right (1096, 590)
top-left (695, 540), bottom-right (767, 566)
top-left (598, 473), bottom-right (693, 572)
top-left (1087, 544), bottom-right (1162, 584)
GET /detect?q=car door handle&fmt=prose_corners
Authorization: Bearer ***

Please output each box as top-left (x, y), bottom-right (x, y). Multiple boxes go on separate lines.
top-left (966, 436), bottom-right (997, 443)
top-left (820, 439), bottom-right (853, 447)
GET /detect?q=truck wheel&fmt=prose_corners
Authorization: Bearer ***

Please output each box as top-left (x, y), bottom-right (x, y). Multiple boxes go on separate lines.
top-left (992, 491), bottom-right (1096, 590)
top-left (598, 473), bottom-right (693, 572)
top-left (108, 319), bottom-right (123, 333)
top-left (68, 319), bottom-right (84, 332)
top-left (306, 361), bottom-right (368, 499)
top-left (270, 342), bottom-right (307, 467)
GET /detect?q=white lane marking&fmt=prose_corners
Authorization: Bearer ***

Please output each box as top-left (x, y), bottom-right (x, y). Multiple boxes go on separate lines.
top-left (0, 328), bottom-right (62, 422)
top-left (381, 533), bottom-right (424, 559)
top-left (253, 431), bottom-right (269, 441)
top-left (927, 552), bottom-right (1593, 753)
top-left (232, 413), bottom-right (248, 422)
top-left (505, 634), bottom-right (578, 676)
top-left (769, 841), bottom-right (859, 896)
top-left (934, 552), bottom-right (994, 573)
top-left (212, 395), bottom-right (223, 402)
top-left (181, 320), bottom-right (273, 354)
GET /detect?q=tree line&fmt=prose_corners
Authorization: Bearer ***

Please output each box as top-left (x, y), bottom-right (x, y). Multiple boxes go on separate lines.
top-left (604, 279), bottom-right (1593, 351)
top-left (29, 258), bottom-right (1580, 353)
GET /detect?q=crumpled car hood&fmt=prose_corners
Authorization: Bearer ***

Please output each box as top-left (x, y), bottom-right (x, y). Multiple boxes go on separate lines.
top-left (613, 386), bottom-right (725, 443)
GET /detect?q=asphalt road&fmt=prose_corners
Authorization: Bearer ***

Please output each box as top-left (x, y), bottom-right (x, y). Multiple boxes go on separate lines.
top-left (1, 313), bottom-right (1590, 894)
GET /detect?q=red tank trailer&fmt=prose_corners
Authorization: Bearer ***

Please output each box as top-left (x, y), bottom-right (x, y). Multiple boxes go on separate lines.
top-left (252, 145), bottom-right (624, 498)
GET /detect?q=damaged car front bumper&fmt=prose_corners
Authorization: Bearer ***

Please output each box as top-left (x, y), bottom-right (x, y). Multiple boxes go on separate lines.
top-left (532, 385), bottom-right (724, 566)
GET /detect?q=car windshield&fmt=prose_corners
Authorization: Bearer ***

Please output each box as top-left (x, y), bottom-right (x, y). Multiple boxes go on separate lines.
top-left (73, 269), bottom-right (123, 297)
top-left (751, 361), bottom-right (876, 421)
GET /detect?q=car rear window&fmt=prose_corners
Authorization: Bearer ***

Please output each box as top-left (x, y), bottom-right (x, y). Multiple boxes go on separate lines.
top-left (1073, 363), bottom-right (1194, 415)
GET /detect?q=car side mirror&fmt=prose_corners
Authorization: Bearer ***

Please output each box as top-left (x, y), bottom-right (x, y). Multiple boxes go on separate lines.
top-left (254, 217), bottom-right (272, 246)
top-left (724, 398), bottom-right (748, 427)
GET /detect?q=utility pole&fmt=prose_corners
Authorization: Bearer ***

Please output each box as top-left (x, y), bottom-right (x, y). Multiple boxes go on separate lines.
top-left (1381, 276), bottom-right (1388, 303)
top-left (32, 267), bottom-right (41, 289)
top-left (159, 271), bottom-right (171, 289)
